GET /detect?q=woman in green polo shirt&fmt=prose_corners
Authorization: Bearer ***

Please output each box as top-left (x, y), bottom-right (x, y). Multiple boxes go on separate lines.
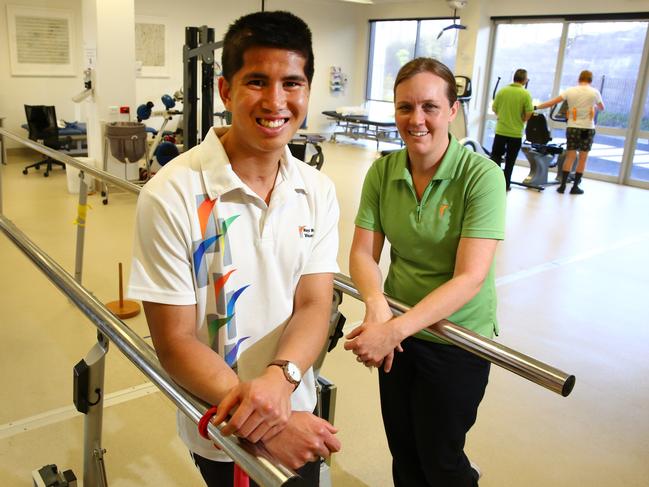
top-left (344, 58), bottom-right (506, 486)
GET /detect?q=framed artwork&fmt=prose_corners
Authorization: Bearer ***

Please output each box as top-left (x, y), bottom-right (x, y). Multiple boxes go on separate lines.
top-left (135, 15), bottom-right (169, 78)
top-left (6, 5), bottom-right (75, 77)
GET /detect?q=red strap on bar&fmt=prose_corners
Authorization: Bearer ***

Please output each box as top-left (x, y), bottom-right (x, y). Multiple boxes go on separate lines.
top-left (198, 406), bottom-right (250, 486)
top-left (198, 406), bottom-right (219, 440)
top-left (234, 464), bottom-right (250, 487)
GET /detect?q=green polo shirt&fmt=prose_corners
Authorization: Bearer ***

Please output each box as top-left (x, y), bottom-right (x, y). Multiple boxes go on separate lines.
top-left (493, 83), bottom-right (534, 138)
top-left (355, 135), bottom-right (506, 343)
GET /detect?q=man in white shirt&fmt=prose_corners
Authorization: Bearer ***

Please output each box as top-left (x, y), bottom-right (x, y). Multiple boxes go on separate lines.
top-left (128, 10), bottom-right (341, 486)
top-left (537, 70), bottom-right (605, 194)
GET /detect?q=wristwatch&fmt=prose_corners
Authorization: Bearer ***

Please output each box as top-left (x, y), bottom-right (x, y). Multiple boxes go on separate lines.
top-left (268, 360), bottom-right (302, 390)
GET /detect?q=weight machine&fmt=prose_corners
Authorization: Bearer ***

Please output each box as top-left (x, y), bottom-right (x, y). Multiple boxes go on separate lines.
top-left (182, 26), bottom-right (223, 152)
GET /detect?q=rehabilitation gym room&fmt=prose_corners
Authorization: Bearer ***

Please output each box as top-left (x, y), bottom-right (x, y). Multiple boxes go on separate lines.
top-left (0, 0), bottom-right (648, 486)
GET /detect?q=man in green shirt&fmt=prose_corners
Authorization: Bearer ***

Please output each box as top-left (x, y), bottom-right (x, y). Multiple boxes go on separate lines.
top-left (490, 68), bottom-right (534, 191)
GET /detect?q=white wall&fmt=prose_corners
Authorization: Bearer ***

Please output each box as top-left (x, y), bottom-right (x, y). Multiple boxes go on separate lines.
top-left (132, 0), bottom-right (366, 133)
top-left (0, 0), bottom-right (364, 147)
top-left (0, 0), bottom-right (84, 145)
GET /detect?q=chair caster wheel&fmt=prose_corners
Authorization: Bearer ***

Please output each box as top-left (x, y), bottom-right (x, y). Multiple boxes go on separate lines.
top-left (44, 172), bottom-right (49, 177)
top-left (102, 199), bottom-right (108, 205)
top-left (22, 169), bottom-right (28, 175)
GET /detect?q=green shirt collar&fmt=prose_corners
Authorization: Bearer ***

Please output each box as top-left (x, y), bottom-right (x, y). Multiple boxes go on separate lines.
top-left (390, 134), bottom-right (461, 183)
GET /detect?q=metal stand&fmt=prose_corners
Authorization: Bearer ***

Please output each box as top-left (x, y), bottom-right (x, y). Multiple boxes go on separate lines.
top-left (32, 465), bottom-right (77, 486)
top-left (101, 135), bottom-right (150, 205)
top-left (74, 332), bottom-right (110, 487)
top-left (314, 290), bottom-right (345, 487)
top-left (74, 172), bottom-right (89, 283)
top-left (33, 333), bottom-right (109, 487)
top-left (516, 146), bottom-right (565, 191)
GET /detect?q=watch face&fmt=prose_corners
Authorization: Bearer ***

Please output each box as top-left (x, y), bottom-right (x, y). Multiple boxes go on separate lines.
top-left (286, 362), bottom-right (301, 382)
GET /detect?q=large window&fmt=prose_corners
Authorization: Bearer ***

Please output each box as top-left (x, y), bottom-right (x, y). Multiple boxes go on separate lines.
top-left (367, 19), bottom-right (458, 103)
top-left (482, 17), bottom-right (649, 187)
top-left (560, 22), bottom-right (647, 130)
top-left (483, 22), bottom-right (563, 157)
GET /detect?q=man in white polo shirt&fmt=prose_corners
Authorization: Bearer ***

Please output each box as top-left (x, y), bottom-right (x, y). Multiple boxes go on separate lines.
top-left (128, 11), bottom-right (340, 486)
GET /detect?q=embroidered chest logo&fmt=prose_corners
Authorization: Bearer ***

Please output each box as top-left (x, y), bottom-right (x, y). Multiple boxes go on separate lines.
top-left (439, 204), bottom-right (449, 217)
top-left (299, 226), bottom-right (315, 238)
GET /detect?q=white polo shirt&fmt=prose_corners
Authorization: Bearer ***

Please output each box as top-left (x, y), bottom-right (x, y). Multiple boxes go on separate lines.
top-left (561, 85), bottom-right (603, 129)
top-left (128, 127), bottom-right (340, 460)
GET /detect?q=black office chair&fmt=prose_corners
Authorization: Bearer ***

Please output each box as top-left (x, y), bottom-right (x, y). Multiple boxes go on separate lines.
top-left (23, 105), bottom-right (67, 177)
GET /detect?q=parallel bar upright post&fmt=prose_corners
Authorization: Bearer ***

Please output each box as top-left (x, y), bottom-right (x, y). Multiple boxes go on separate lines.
top-left (74, 172), bottom-right (89, 283)
top-left (200, 26), bottom-right (215, 142)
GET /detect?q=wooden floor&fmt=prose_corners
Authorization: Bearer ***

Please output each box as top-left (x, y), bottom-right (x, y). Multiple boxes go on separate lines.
top-left (1, 140), bottom-right (648, 486)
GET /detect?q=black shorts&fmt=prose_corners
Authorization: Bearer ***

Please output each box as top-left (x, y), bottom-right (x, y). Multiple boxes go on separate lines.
top-left (566, 127), bottom-right (595, 152)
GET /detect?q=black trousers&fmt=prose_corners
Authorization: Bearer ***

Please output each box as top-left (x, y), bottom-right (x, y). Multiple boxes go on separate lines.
top-left (379, 337), bottom-right (490, 487)
top-left (192, 452), bottom-right (320, 487)
top-left (490, 134), bottom-right (522, 190)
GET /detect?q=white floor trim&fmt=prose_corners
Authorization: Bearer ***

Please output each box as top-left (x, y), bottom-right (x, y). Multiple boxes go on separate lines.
top-left (0, 382), bottom-right (159, 439)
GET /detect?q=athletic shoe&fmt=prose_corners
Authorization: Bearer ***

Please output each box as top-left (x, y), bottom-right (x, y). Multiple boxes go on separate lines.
top-left (570, 185), bottom-right (584, 194)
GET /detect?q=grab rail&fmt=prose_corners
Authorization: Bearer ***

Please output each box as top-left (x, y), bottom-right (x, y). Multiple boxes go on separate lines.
top-left (0, 214), bottom-right (299, 487)
top-left (333, 274), bottom-right (575, 397)
top-left (0, 128), bottom-right (140, 194)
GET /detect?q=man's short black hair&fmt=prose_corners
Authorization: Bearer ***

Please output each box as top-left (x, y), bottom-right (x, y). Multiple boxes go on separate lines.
top-left (513, 69), bottom-right (528, 83)
top-left (221, 11), bottom-right (314, 85)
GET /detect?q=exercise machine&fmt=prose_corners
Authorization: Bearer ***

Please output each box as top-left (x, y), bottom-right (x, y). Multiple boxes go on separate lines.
top-left (136, 94), bottom-right (182, 170)
top-left (183, 26), bottom-right (222, 151)
top-left (460, 76), bottom-right (564, 190)
top-left (519, 107), bottom-right (565, 190)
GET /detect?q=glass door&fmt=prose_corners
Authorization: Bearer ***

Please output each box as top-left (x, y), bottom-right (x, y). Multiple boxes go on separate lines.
top-left (482, 22), bottom-right (564, 152)
top-left (555, 21), bottom-right (649, 181)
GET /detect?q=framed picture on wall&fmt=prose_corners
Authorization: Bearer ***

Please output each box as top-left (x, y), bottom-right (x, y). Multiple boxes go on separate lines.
top-left (135, 15), bottom-right (170, 78)
top-left (6, 5), bottom-right (75, 77)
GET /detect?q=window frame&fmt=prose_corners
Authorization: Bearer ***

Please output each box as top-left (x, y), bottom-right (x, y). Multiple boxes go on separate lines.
top-left (480, 13), bottom-right (649, 188)
top-left (365, 17), bottom-right (457, 103)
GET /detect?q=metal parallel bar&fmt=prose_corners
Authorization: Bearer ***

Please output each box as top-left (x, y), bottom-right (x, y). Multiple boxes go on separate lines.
top-left (333, 273), bottom-right (576, 397)
top-left (0, 128), bottom-right (141, 195)
top-left (0, 214), bottom-right (298, 487)
top-left (1, 129), bottom-right (575, 397)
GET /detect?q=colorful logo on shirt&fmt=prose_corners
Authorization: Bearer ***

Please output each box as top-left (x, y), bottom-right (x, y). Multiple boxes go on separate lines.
top-left (192, 196), bottom-right (239, 287)
top-left (439, 204), bottom-right (449, 217)
top-left (208, 269), bottom-right (250, 367)
top-left (192, 198), bottom-right (250, 368)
